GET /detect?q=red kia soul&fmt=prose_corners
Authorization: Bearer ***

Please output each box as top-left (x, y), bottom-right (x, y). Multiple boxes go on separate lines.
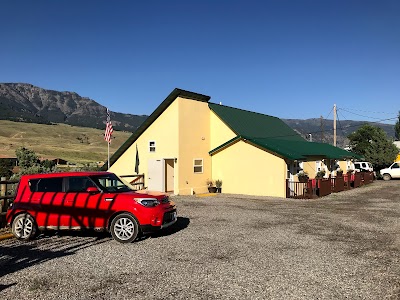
top-left (6, 172), bottom-right (177, 243)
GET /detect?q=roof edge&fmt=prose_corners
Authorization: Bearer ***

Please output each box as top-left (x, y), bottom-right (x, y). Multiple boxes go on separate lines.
top-left (209, 136), bottom-right (242, 155)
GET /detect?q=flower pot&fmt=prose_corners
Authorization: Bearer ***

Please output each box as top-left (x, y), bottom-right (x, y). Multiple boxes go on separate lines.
top-left (208, 187), bottom-right (217, 193)
top-left (216, 187), bottom-right (222, 193)
top-left (298, 177), bottom-right (309, 183)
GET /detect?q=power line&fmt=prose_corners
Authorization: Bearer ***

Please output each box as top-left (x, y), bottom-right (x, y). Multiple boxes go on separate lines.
top-left (338, 107), bottom-right (397, 121)
top-left (338, 107), bottom-right (398, 115)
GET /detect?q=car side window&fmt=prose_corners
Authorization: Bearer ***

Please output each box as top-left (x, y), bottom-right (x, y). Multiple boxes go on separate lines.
top-left (392, 163), bottom-right (400, 169)
top-left (66, 177), bottom-right (95, 192)
top-left (35, 178), bottom-right (63, 192)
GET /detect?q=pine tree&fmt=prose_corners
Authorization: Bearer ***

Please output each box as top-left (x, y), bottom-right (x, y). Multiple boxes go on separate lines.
top-left (348, 124), bottom-right (398, 170)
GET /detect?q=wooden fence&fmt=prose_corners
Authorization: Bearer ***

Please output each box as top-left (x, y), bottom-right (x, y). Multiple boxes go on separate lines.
top-left (286, 171), bottom-right (375, 199)
top-left (120, 174), bottom-right (145, 190)
top-left (0, 178), bottom-right (18, 227)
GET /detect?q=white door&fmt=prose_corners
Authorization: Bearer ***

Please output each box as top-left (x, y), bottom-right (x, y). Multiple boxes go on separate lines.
top-left (147, 159), bottom-right (164, 191)
top-left (287, 161), bottom-right (296, 196)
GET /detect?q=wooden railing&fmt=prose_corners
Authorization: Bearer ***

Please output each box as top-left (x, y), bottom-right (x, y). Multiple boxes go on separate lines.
top-left (286, 180), bottom-right (315, 199)
top-left (331, 175), bottom-right (344, 193)
top-left (343, 173), bottom-right (352, 190)
top-left (0, 178), bottom-right (18, 227)
top-left (286, 171), bottom-right (375, 200)
top-left (317, 178), bottom-right (331, 197)
top-left (120, 174), bottom-right (145, 190)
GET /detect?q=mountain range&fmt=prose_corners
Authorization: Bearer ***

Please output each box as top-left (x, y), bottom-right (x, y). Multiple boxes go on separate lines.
top-left (0, 83), bottom-right (147, 131)
top-left (0, 83), bottom-right (396, 146)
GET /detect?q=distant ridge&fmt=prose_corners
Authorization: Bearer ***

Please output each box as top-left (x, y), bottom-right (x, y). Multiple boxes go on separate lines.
top-left (0, 83), bottom-right (147, 131)
top-left (283, 118), bottom-right (395, 147)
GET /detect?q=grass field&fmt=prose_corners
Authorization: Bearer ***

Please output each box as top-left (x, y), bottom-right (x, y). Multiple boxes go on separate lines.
top-left (0, 120), bottom-right (132, 163)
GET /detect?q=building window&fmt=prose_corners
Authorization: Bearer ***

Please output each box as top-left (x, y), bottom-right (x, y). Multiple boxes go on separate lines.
top-left (194, 159), bottom-right (203, 173)
top-left (149, 141), bottom-right (156, 152)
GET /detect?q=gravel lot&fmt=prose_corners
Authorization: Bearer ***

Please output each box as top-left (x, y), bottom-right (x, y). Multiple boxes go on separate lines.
top-left (1, 180), bottom-right (400, 299)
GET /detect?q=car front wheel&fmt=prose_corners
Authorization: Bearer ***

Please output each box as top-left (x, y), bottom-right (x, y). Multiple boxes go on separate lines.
top-left (382, 173), bottom-right (392, 181)
top-left (110, 213), bottom-right (139, 243)
top-left (12, 213), bottom-right (37, 240)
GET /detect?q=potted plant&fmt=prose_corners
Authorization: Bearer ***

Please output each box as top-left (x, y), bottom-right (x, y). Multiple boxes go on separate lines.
top-left (215, 179), bottom-right (223, 193)
top-left (297, 171), bottom-right (309, 183)
top-left (315, 170), bottom-right (326, 179)
top-left (336, 168), bottom-right (343, 176)
top-left (206, 179), bottom-right (217, 193)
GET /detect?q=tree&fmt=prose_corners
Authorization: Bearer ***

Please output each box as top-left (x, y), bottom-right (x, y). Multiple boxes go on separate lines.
top-left (15, 147), bottom-right (40, 170)
top-left (395, 111), bottom-right (400, 141)
top-left (14, 147), bottom-right (42, 179)
top-left (348, 124), bottom-right (398, 170)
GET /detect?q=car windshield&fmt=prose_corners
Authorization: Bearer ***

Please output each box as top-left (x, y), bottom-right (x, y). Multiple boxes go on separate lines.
top-left (89, 173), bottom-right (133, 193)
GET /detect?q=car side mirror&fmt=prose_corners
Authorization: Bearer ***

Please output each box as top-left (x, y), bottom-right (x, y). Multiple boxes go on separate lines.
top-left (86, 187), bottom-right (100, 194)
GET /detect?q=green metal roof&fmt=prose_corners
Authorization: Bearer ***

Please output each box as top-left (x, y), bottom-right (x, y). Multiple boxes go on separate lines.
top-left (106, 88), bottom-right (211, 169)
top-left (209, 103), bottom-right (305, 142)
top-left (248, 137), bottom-right (362, 160)
top-left (209, 103), bottom-right (361, 160)
top-left (209, 135), bottom-right (362, 160)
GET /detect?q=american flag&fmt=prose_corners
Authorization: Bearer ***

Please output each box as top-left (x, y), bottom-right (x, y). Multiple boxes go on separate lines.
top-left (104, 108), bottom-right (113, 143)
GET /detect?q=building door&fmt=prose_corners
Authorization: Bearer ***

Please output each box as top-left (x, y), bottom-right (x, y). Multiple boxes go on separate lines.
top-left (164, 159), bottom-right (174, 193)
top-left (287, 161), bottom-right (297, 197)
top-left (147, 159), bottom-right (164, 191)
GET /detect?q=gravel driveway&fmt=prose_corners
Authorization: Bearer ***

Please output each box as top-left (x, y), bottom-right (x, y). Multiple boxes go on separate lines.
top-left (1, 180), bottom-right (400, 299)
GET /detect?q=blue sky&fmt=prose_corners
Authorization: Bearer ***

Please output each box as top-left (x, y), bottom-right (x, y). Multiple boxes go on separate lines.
top-left (1, 0), bottom-right (399, 124)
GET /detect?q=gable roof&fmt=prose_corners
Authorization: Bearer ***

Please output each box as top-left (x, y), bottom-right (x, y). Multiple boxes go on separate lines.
top-left (107, 88), bottom-right (210, 168)
top-left (209, 135), bottom-right (362, 160)
top-left (209, 103), bottom-right (305, 142)
top-left (208, 103), bottom-right (361, 160)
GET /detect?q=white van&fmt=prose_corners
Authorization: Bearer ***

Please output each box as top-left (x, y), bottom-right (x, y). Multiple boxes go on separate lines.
top-left (380, 162), bottom-right (400, 181)
top-left (354, 162), bottom-right (373, 172)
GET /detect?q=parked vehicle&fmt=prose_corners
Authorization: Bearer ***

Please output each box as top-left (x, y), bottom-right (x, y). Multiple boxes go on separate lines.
top-left (6, 172), bottom-right (177, 243)
top-left (380, 162), bottom-right (400, 181)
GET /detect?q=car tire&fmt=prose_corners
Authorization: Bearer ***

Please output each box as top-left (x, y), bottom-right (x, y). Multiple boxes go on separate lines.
top-left (110, 213), bottom-right (139, 243)
top-left (382, 173), bottom-right (392, 181)
top-left (12, 213), bottom-right (37, 241)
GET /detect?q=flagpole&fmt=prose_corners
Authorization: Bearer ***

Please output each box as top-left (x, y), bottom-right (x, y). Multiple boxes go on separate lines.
top-left (104, 107), bottom-right (113, 170)
top-left (108, 141), bottom-right (110, 170)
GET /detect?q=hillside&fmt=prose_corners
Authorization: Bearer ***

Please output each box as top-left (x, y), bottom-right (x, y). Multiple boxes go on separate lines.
top-left (0, 120), bottom-right (131, 163)
top-left (283, 118), bottom-right (396, 147)
top-left (0, 83), bottom-right (147, 131)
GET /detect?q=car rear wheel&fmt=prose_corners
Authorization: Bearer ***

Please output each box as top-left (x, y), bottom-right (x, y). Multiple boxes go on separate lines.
top-left (12, 213), bottom-right (37, 240)
top-left (382, 173), bottom-right (392, 181)
top-left (110, 213), bottom-right (139, 243)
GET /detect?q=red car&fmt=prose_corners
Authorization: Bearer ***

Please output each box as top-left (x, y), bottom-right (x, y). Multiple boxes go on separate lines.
top-left (6, 171), bottom-right (177, 243)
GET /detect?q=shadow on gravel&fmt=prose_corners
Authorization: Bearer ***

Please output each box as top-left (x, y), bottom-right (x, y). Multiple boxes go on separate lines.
top-left (0, 237), bottom-right (107, 286)
top-left (0, 283), bottom-right (16, 292)
top-left (146, 217), bottom-right (190, 239)
top-left (39, 229), bottom-right (111, 240)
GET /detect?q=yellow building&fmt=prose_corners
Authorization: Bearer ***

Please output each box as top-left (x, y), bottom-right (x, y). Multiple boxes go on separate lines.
top-left (108, 88), bottom-right (360, 198)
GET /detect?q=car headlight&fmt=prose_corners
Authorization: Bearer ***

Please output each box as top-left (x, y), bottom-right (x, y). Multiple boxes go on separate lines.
top-left (134, 198), bottom-right (159, 207)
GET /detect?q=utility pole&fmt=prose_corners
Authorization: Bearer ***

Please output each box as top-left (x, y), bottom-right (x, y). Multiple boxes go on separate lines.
top-left (333, 104), bottom-right (337, 147)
